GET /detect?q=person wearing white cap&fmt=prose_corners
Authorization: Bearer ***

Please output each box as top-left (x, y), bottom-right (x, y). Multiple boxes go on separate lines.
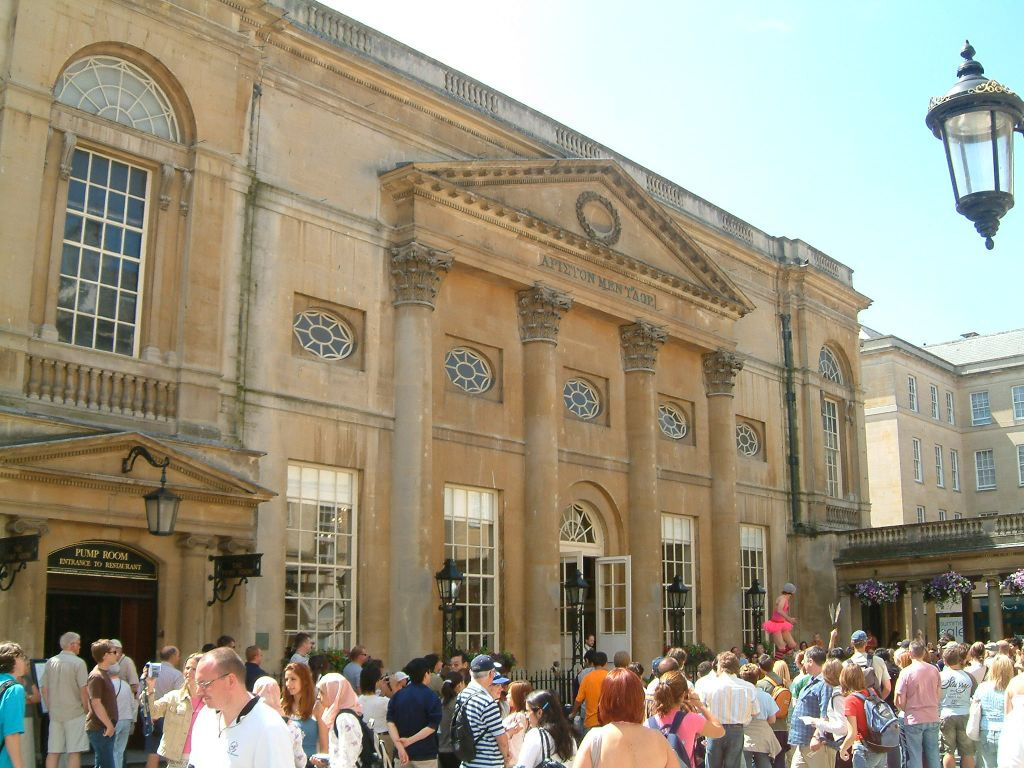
top-left (763, 584), bottom-right (798, 661)
top-left (106, 640), bottom-right (139, 696)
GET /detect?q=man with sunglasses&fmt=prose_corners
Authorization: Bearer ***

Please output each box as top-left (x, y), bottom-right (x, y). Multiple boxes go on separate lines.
top-left (188, 647), bottom-right (292, 768)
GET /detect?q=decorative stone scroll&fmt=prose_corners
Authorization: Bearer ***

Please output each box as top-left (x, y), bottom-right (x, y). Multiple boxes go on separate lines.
top-left (516, 282), bottom-right (573, 343)
top-left (59, 132), bottom-right (77, 180)
top-left (702, 350), bottom-right (744, 396)
top-left (390, 242), bottom-right (453, 308)
top-left (619, 320), bottom-right (667, 372)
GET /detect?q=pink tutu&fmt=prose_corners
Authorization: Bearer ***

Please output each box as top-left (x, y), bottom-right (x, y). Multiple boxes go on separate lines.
top-left (763, 614), bottom-right (793, 633)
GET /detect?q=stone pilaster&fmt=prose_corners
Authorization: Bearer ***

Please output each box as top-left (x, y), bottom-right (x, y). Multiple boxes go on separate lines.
top-left (518, 283), bottom-right (572, 669)
top-left (389, 243), bottom-right (451, 666)
top-left (176, 534), bottom-right (218, 654)
top-left (838, 584), bottom-right (855, 643)
top-left (986, 575), bottom-right (1005, 640)
top-left (621, 321), bottom-right (666, 665)
top-left (702, 349), bottom-right (744, 650)
top-left (216, 537), bottom-right (255, 644)
top-left (2, 518), bottom-right (49, 656)
top-left (909, 580), bottom-right (927, 640)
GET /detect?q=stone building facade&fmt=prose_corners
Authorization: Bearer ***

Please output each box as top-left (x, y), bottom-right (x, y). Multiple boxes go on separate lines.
top-left (0, 0), bottom-right (869, 670)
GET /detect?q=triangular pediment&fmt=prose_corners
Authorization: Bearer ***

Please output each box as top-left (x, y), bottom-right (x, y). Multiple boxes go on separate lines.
top-left (382, 159), bottom-right (754, 316)
top-left (0, 432), bottom-right (275, 506)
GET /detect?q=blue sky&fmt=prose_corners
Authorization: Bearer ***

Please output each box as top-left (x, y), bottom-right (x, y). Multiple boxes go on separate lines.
top-left (321, 1), bottom-right (1023, 346)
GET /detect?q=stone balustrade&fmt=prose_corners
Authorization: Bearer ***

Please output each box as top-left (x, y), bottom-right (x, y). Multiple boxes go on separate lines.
top-left (837, 513), bottom-right (1024, 562)
top-left (24, 353), bottom-right (177, 422)
top-left (825, 503), bottom-right (861, 527)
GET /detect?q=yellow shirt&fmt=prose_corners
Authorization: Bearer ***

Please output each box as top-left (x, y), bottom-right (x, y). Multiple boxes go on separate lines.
top-left (575, 668), bottom-right (609, 728)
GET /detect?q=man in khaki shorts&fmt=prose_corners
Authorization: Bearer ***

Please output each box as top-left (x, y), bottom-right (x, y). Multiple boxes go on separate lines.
top-left (42, 631), bottom-right (90, 768)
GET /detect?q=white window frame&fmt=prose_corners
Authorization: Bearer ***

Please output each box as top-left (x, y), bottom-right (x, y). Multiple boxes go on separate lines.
top-left (975, 449), bottom-right (996, 491)
top-left (907, 375), bottom-right (918, 411)
top-left (912, 438), bottom-right (923, 483)
top-left (935, 445), bottom-right (945, 488)
top-left (954, 511), bottom-right (963, 520)
top-left (444, 484), bottom-right (499, 652)
top-left (930, 384), bottom-right (940, 419)
top-left (946, 391), bottom-right (955, 425)
top-left (661, 514), bottom-right (696, 646)
top-left (916, 506), bottom-right (926, 524)
top-left (740, 525), bottom-right (767, 647)
top-left (1013, 385), bottom-right (1024, 422)
top-left (1018, 444), bottom-right (1024, 487)
top-left (938, 508), bottom-right (947, 521)
top-left (951, 449), bottom-right (961, 491)
top-left (285, 463), bottom-right (358, 652)
top-left (822, 397), bottom-right (843, 498)
top-left (971, 391), bottom-right (992, 426)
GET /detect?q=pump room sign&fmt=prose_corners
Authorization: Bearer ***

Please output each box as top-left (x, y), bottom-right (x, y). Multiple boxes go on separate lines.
top-left (48, 541), bottom-right (157, 580)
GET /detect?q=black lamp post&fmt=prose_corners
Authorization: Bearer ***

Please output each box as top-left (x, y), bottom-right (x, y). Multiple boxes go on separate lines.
top-left (926, 41), bottom-right (1024, 249)
top-left (435, 558), bottom-right (464, 659)
top-left (563, 566), bottom-right (589, 671)
top-left (744, 578), bottom-right (767, 650)
top-left (121, 445), bottom-right (181, 535)
top-left (665, 574), bottom-right (691, 648)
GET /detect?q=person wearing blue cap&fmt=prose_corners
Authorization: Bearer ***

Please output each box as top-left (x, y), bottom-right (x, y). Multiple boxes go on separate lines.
top-left (848, 631), bottom-right (891, 701)
top-left (454, 655), bottom-right (509, 768)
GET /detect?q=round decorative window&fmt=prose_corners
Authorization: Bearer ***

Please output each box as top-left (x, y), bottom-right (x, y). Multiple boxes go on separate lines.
top-left (736, 423), bottom-right (760, 457)
top-left (293, 310), bottom-right (354, 360)
top-left (563, 378), bottom-right (601, 420)
top-left (444, 347), bottom-right (493, 394)
top-left (658, 403), bottom-right (688, 440)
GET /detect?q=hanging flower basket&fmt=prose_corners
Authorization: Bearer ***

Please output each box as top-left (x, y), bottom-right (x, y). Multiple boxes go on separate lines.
top-left (854, 579), bottom-right (901, 605)
top-left (923, 570), bottom-right (974, 603)
top-left (1001, 569), bottom-right (1024, 595)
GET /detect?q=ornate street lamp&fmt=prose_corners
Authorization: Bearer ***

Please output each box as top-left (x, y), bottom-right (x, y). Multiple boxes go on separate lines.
top-left (563, 566), bottom-right (589, 671)
top-left (926, 41), bottom-right (1024, 249)
top-left (435, 558), bottom-right (464, 659)
top-left (121, 445), bottom-right (181, 536)
top-left (665, 574), bottom-right (691, 648)
top-left (744, 578), bottom-right (767, 649)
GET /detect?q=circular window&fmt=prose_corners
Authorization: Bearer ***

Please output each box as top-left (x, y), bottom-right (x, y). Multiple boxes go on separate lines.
top-left (293, 310), bottom-right (354, 360)
top-left (736, 423), bottom-right (760, 457)
top-left (563, 378), bottom-right (601, 420)
top-left (658, 403), bottom-right (688, 440)
top-left (444, 347), bottom-right (493, 394)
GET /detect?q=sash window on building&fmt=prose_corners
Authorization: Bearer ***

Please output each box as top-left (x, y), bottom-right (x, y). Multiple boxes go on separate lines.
top-left (916, 506), bottom-right (926, 524)
top-left (930, 384), bottom-right (940, 419)
top-left (951, 449), bottom-right (961, 491)
top-left (1017, 445), bottom-right (1024, 486)
top-left (912, 438), bottom-right (923, 483)
top-left (1013, 385), bottom-right (1024, 421)
top-left (946, 391), bottom-right (955, 424)
top-left (975, 449), bottom-right (996, 490)
top-left (935, 445), bottom-right (945, 487)
top-left (285, 464), bottom-right (357, 650)
top-left (740, 525), bottom-right (767, 644)
top-left (971, 392), bottom-right (992, 426)
top-left (907, 376), bottom-right (918, 412)
top-left (822, 397), bottom-right (842, 498)
top-left (444, 485), bottom-right (498, 652)
top-left (661, 514), bottom-right (696, 645)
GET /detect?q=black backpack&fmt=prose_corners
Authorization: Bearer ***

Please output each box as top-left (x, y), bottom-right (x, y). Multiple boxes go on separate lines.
top-left (855, 653), bottom-right (881, 694)
top-left (451, 691), bottom-right (482, 763)
top-left (647, 711), bottom-right (692, 768)
top-left (334, 708), bottom-right (381, 767)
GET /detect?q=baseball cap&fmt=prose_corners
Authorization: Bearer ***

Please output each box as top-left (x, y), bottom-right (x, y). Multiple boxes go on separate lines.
top-left (985, 642), bottom-right (998, 652)
top-left (493, 676), bottom-right (510, 685)
top-left (392, 671), bottom-right (410, 684)
top-left (108, 639), bottom-right (123, 649)
top-left (469, 654), bottom-right (501, 673)
top-left (851, 630), bottom-right (868, 644)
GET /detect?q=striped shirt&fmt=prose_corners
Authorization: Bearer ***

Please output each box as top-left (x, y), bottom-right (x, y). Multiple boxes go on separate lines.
top-left (698, 672), bottom-right (761, 725)
top-left (457, 680), bottom-right (504, 768)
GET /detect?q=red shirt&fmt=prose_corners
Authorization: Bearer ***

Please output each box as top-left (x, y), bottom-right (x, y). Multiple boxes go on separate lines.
top-left (843, 690), bottom-right (870, 740)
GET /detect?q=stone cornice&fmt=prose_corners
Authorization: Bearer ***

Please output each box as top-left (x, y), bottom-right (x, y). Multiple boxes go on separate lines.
top-left (381, 162), bottom-right (754, 320)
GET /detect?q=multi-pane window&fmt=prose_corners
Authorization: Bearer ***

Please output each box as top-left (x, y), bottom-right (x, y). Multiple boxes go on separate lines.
top-left (935, 445), bottom-right (945, 487)
top-left (930, 385), bottom-right (940, 419)
top-left (57, 148), bottom-right (148, 355)
top-left (285, 464), bottom-right (357, 651)
top-left (916, 506), bottom-right (926, 524)
top-left (951, 449), bottom-right (961, 491)
top-left (938, 508), bottom-right (947, 521)
top-left (975, 449), bottom-right (996, 490)
top-left (444, 485), bottom-right (498, 652)
top-left (740, 525), bottom-right (767, 647)
top-left (954, 511), bottom-right (963, 520)
top-left (1018, 444), bottom-right (1024, 486)
top-left (912, 438), bottom-right (923, 483)
top-left (661, 515), bottom-right (696, 645)
top-left (908, 376), bottom-right (918, 412)
top-left (946, 392), bottom-right (955, 425)
top-left (818, 347), bottom-right (844, 384)
top-left (822, 398), bottom-right (842, 498)
top-left (971, 392), bottom-right (992, 425)
top-left (1013, 385), bottom-right (1024, 421)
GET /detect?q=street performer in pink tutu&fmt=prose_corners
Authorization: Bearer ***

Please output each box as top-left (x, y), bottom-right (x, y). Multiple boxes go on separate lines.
top-left (763, 583), bottom-right (798, 660)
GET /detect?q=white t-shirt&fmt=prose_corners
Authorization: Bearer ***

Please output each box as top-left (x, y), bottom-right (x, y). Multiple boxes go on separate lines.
top-left (189, 697), bottom-right (295, 768)
top-left (515, 727), bottom-right (575, 768)
top-left (357, 693), bottom-right (390, 733)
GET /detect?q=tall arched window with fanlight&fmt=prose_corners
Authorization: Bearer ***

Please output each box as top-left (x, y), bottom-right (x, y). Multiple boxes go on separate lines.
top-left (818, 344), bottom-right (851, 501)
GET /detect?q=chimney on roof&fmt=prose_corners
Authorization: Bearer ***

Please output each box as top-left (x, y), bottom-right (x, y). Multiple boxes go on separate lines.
top-left (961, 332), bottom-right (979, 338)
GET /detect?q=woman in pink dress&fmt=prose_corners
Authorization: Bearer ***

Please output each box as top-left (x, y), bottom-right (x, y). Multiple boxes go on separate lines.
top-left (763, 582), bottom-right (797, 658)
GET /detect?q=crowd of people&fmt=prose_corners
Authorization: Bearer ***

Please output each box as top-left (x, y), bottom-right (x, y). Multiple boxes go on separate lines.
top-left (4, 624), bottom-right (1024, 768)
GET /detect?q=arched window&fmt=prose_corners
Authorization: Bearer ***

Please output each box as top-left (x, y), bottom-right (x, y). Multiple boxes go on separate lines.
top-left (818, 346), bottom-right (844, 385)
top-left (560, 503), bottom-right (603, 549)
top-left (55, 56), bottom-right (181, 142)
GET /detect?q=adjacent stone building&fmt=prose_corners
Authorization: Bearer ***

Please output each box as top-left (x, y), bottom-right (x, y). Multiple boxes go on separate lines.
top-left (0, 0), bottom-right (870, 670)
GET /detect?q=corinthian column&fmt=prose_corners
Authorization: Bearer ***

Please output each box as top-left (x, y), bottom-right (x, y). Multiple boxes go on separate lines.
top-left (389, 242), bottom-right (452, 666)
top-left (621, 321), bottom-right (667, 666)
top-left (702, 349), bottom-right (744, 650)
top-left (518, 283), bottom-right (573, 669)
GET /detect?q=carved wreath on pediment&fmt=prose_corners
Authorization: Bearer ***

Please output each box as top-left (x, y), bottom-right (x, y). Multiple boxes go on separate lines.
top-left (576, 191), bottom-right (621, 246)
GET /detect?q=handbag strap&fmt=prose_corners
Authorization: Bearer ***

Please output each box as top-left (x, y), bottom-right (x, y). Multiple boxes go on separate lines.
top-left (590, 728), bottom-right (603, 768)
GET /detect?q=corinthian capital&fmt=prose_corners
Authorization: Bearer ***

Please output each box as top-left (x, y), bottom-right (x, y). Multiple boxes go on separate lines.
top-left (702, 350), bottom-right (744, 396)
top-left (517, 283), bottom-right (573, 343)
top-left (620, 320), bottom-right (667, 372)
top-left (390, 242), bottom-right (453, 308)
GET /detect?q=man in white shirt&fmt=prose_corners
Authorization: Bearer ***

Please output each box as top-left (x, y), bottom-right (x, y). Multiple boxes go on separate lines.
top-left (699, 652), bottom-right (760, 768)
top-left (189, 648), bottom-right (293, 768)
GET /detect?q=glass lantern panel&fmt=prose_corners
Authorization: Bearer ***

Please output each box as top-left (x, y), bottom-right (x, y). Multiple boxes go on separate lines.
top-left (945, 110), bottom-right (1004, 198)
top-left (995, 111), bottom-right (1015, 196)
